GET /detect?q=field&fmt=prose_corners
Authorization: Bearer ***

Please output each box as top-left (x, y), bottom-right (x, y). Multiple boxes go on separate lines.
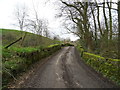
top-left (2, 29), bottom-right (61, 47)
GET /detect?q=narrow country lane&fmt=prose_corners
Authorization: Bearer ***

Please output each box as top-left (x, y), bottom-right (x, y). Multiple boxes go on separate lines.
top-left (20, 46), bottom-right (115, 88)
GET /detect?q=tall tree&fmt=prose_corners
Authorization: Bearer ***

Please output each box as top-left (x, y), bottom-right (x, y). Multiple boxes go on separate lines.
top-left (60, 1), bottom-right (94, 51)
top-left (103, 0), bottom-right (109, 40)
top-left (90, 4), bottom-right (97, 48)
top-left (96, 2), bottom-right (103, 36)
top-left (107, 0), bottom-right (113, 40)
top-left (118, 1), bottom-right (120, 59)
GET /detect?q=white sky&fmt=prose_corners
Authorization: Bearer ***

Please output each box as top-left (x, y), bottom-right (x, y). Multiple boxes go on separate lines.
top-left (0, 0), bottom-right (118, 41)
top-left (0, 0), bottom-right (79, 41)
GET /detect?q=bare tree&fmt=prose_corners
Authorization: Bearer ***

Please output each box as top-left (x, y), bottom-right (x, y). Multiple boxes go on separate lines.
top-left (90, 4), bottom-right (97, 48)
top-left (43, 23), bottom-right (50, 38)
top-left (117, 1), bottom-right (120, 76)
top-left (103, 1), bottom-right (109, 41)
top-left (14, 4), bottom-right (29, 31)
top-left (28, 18), bottom-right (43, 35)
top-left (59, 0), bottom-right (94, 51)
top-left (28, 18), bottom-right (49, 36)
top-left (5, 4), bottom-right (29, 48)
top-left (58, 0), bottom-right (118, 57)
top-left (27, 1), bottom-right (49, 36)
top-left (107, 0), bottom-right (113, 40)
top-left (95, 1), bottom-right (103, 36)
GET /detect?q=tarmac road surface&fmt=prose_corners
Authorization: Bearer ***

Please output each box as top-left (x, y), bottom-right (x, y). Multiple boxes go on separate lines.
top-left (20, 46), bottom-right (116, 88)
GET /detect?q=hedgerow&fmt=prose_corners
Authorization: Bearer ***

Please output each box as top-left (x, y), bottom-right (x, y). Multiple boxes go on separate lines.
top-left (76, 45), bottom-right (120, 86)
top-left (2, 44), bottom-right (62, 88)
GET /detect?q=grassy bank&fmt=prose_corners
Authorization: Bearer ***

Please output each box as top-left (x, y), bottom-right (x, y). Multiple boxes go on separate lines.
top-left (1, 28), bottom-right (62, 88)
top-left (2, 44), bottom-right (62, 88)
top-left (76, 45), bottom-right (120, 86)
top-left (1, 29), bottom-right (61, 47)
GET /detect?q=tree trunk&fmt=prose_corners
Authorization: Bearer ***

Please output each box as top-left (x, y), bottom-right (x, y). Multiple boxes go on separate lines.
top-left (103, 1), bottom-right (109, 39)
top-left (117, 1), bottom-right (120, 78)
top-left (103, 1), bottom-right (109, 49)
top-left (117, 0), bottom-right (120, 80)
top-left (91, 6), bottom-right (97, 49)
top-left (107, 1), bottom-right (113, 40)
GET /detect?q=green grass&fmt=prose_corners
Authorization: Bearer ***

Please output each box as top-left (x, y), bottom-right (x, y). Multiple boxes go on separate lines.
top-left (10, 47), bottom-right (39, 53)
top-left (76, 45), bottom-right (120, 86)
top-left (2, 28), bottom-right (62, 47)
top-left (48, 44), bottom-right (59, 48)
top-left (2, 44), bottom-right (63, 88)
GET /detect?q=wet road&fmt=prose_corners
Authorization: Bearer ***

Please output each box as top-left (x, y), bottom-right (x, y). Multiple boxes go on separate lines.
top-left (21, 46), bottom-right (115, 88)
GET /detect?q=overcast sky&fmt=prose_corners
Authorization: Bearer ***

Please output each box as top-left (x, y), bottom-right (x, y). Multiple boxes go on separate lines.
top-left (0, 0), bottom-right (118, 41)
top-left (0, 0), bottom-right (79, 41)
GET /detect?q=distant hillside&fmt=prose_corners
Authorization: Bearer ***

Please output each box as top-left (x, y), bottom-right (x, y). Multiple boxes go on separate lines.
top-left (1, 29), bottom-right (61, 47)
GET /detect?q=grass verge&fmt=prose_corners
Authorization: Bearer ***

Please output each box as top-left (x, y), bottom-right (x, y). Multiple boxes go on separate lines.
top-left (76, 45), bottom-right (120, 86)
top-left (2, 44), bottom-right (62, 88)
